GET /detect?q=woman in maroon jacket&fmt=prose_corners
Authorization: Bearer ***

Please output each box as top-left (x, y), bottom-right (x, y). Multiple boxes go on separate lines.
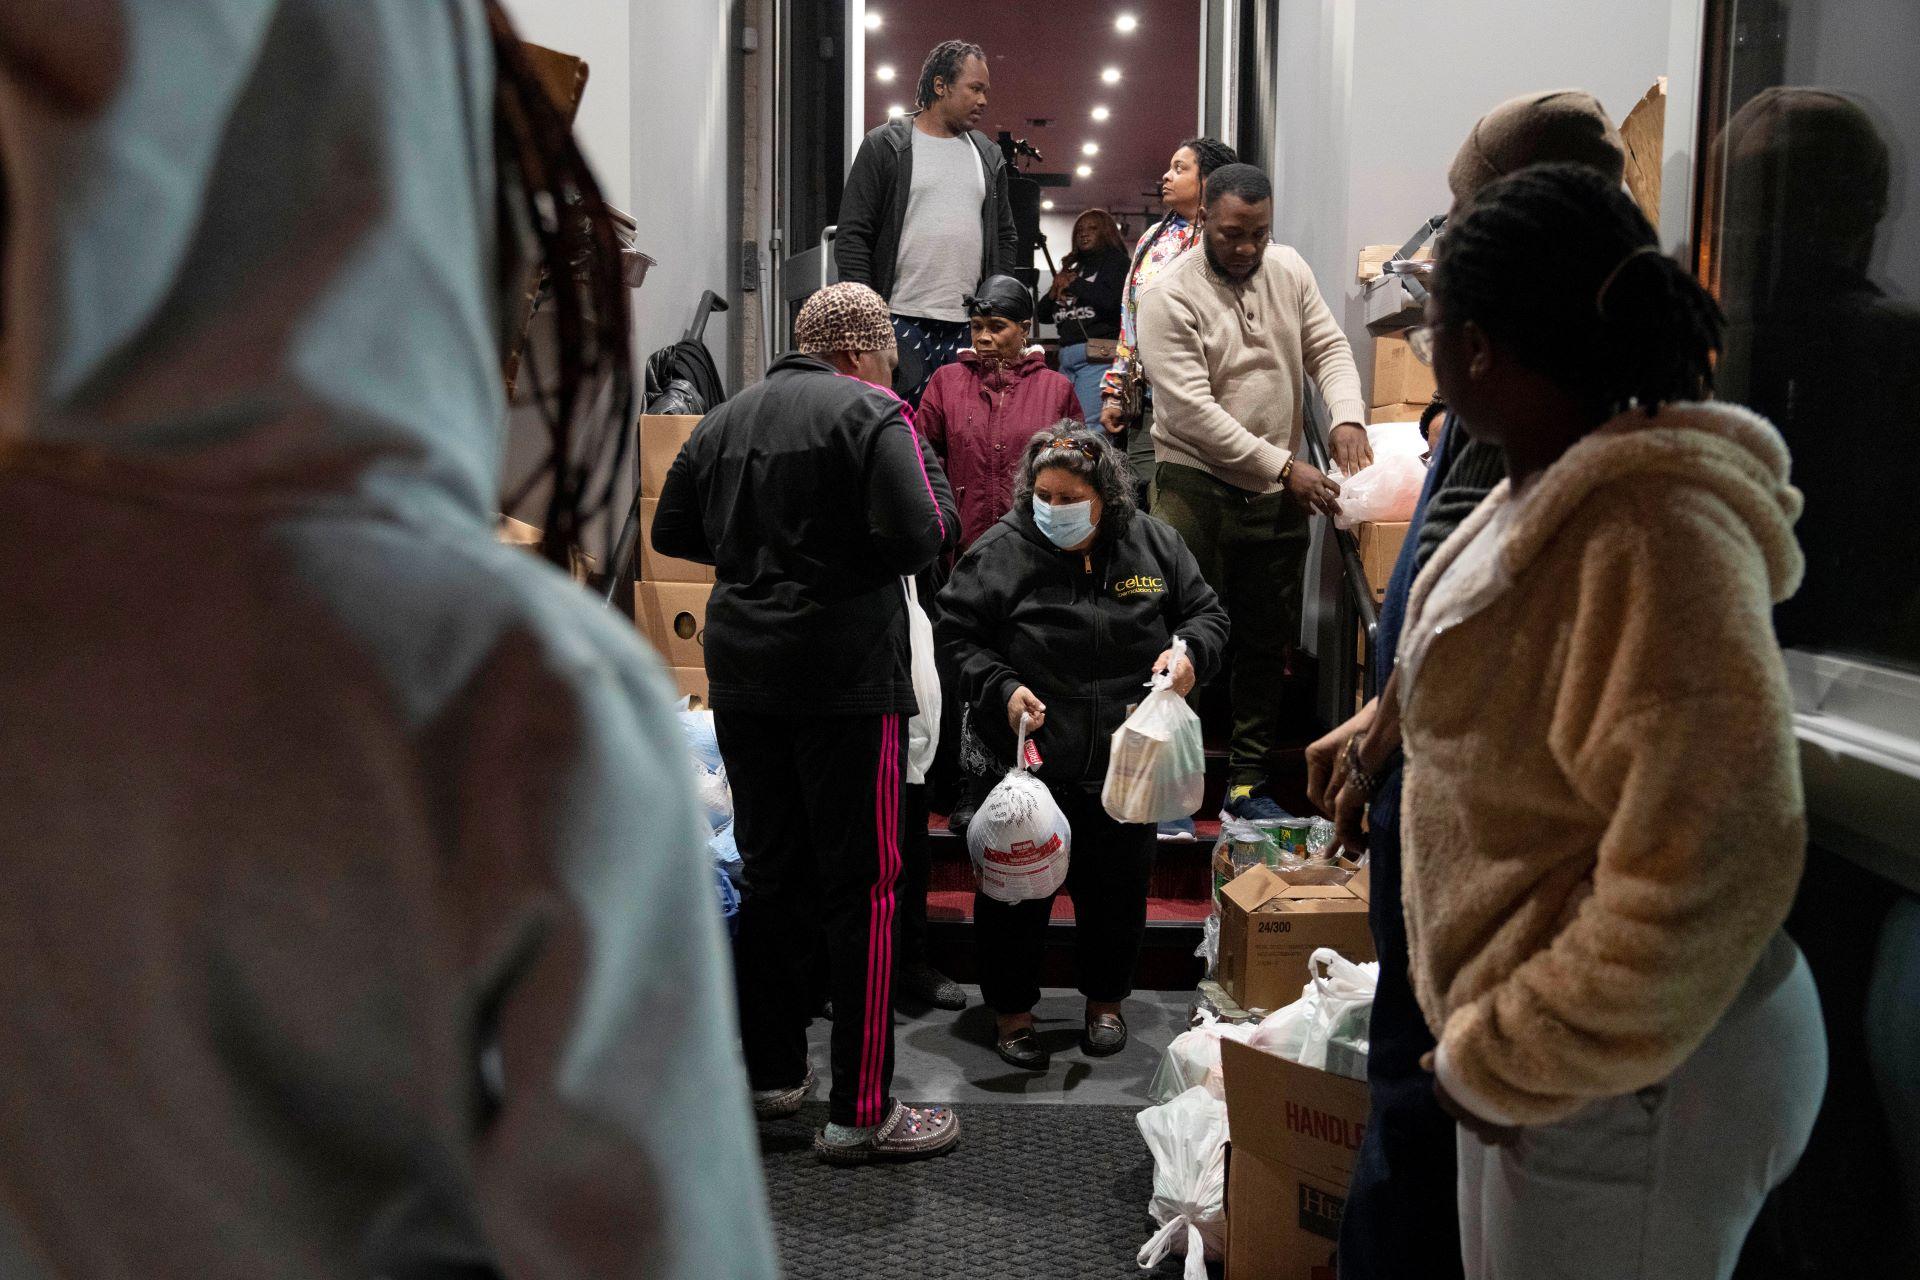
top-left (918, 275), bottom-right (1085, 549)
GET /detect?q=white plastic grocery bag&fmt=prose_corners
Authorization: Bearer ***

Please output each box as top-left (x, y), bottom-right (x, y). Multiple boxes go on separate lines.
top-left (1136, 1086), bottom-right (1230, 1280)
top-left (967, 714), bottom-right (1071, 903)
top-left (1149, 1009), bottom-right (1262, 1104)
top-left (1102, 637), bottom-right (1205, 824)
top-left (1247, 947), bottom-right (1380, 1069)
top-left (1296, 947), bottom-right (1379, 1069)
top-left (1333, 451), bottom-right (1427, 529)
top-left (903, 577), bottom-right (941, 786)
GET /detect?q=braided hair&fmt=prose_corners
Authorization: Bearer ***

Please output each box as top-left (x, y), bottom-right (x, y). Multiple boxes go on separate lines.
top-left (1176, 137), bottom-right (1239, 182)
top-left (1433, 162), bottom-right (1722, 418)
top-left (485, 1), bottom-right (634, 568)
top-left (915, 40), bottom-right (986, 111)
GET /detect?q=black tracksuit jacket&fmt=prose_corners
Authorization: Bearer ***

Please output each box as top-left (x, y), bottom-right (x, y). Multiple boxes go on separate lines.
top-left (935, 505), bottom-right (1229, 789)
top-left (651, 354), bottom-right (959, 716)
top-left (834, 116), bottom-right (1019, 306)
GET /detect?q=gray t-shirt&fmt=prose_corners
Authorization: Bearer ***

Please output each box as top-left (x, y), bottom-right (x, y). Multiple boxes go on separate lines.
top-left (890, 128), bottom-right (986, 322)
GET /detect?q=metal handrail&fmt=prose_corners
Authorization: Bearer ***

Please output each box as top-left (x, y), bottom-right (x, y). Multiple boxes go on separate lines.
top-left (1299, 386), bottom-right (1382, 705)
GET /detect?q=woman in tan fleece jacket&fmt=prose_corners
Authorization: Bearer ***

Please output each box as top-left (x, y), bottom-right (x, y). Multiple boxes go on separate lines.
top-left (1393, 163), bottom-right (1827, 1279)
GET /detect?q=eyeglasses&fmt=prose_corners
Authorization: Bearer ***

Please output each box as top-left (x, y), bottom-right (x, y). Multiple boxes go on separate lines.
top-left (1405, 324), bottom-right (1437, 366)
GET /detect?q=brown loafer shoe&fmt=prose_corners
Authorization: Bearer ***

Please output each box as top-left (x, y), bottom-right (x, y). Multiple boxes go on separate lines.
top-left (813, 1101), bottom-right (961, 1166)
top-left (1082, 1011), bottom-right (1128, 1057)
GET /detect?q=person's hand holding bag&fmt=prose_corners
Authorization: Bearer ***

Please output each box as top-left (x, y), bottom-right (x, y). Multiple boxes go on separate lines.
top-left (1007, 685), bottom-right (1047, 734)
top-left (1152, 646), bottom-right (1197, 696)
top-left (1103, 638), bottom-right (1205, 824)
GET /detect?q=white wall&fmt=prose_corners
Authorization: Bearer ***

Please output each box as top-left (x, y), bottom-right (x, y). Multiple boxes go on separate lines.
top-left (632, 3), bottom-right (739, 366)
top-left (494, 1), bottom-right (739, 548)
top-left (1272, 0), bottom-right (1359, 337)
top-left (1329, 0), bottom-right (1673, 347)
top-left (498, 1), bottom-right (633, 206)
top-left (500, 1), bottom-right (738, 363)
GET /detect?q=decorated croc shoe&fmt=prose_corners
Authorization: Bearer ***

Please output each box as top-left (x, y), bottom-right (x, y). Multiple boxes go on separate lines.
top-left (813, 1101), bottom-right (961, 1166)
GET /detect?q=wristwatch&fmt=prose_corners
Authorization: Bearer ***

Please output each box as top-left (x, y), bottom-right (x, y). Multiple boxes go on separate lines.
top-left (1279, 458), bottom-right (1295, 486)
top-left (1343, 734), bottom-right (1399, 799)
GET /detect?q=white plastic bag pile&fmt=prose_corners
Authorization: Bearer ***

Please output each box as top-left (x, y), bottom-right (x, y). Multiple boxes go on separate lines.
top-left (1102, 636), bottom-right (1205, 824)
top-left (1135, 948), bottom-right (1380, 1275)
top-left (1333, 419), bottom-right (1430, 529)
top-left (1151, 948), bottom-right (1380, 1105)
top-left (1135, 1087), bottom-right (1230, 1280)
top-left (1248, 947), bottom-right (1380, 1071)
top-left (966, 714), bottom-right (1071, 903)
top-left (1148, 1009), bottom-right (1262, 1104)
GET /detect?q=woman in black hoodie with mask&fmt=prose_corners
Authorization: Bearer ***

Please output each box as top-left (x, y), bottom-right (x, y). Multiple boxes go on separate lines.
top-left (936, 425), bottom-right (1228, 1069)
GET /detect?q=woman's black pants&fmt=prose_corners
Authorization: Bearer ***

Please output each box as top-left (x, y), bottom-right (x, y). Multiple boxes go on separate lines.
top-left (973, 784), bottom-right (1156, 1015)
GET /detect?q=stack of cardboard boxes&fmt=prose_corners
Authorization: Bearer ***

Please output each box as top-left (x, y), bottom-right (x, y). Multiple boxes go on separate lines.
top-left (1351, 275), bottom-right (1440, 603)
top-left (1368, 329), bottom-right (1438, 428)
top-left (635, 414), bottom-right (714, 709)
top-left (1208, 860), bottom-right (1377, 1280)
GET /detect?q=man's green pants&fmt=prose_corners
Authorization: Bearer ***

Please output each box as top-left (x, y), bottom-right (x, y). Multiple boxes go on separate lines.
top-left (1151, 461), bottom-right (1311, 791)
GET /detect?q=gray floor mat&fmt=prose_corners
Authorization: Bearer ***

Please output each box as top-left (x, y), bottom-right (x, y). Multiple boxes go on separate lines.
top-left (758, 1101), bottom-right (1200, 1280)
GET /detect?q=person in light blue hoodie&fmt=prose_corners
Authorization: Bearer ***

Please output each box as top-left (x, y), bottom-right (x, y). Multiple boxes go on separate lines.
top-left (0, 4), bottom-right (774, 1278)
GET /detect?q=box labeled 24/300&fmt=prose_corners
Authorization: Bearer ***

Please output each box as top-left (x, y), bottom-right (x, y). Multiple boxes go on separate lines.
top-left (1215, 865), bottom-right (1374, 1014)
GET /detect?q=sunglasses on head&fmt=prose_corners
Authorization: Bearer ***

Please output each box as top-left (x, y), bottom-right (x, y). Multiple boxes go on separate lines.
top-left (1045, 437), bottom-right (1100, 459)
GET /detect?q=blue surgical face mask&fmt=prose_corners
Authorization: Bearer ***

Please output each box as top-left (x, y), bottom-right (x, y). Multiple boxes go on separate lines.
top-left (1032, 496), bottom-right (1097, 549)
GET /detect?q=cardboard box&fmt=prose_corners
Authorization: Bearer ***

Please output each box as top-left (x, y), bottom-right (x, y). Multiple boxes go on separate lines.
top-left (1369, 332), bottom-right (1438, 408)
top-left (497, 515), bottom-right (543, 548)
top-left (496, 515), bottom-right (595, 584)
top-left (1355, 242), bottom-right (1435, 284)
top-left (1362, 273), bottom-right (1425, 329)
top-left (1222, 1037), bottom-right (1371, 1280)
top-left (667, 666), bottom-right (710, 710)
top-left (1215, 866), bottom-right (1374, 1014)
top-left (1354, 521), bottom-right (1409, 603)
top-left (638, 498), bottom-right (716, 584)
top-left (1369, 401), bottom-right (1432, 425)
top-left (634, 582), bottom-right (711, 668)
top-left (639, 415), bottom-right (701, 500)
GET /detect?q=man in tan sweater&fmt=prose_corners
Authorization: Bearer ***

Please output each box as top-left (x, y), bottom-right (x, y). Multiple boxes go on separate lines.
top-left (1137, 163), bottom-right (1369, 814)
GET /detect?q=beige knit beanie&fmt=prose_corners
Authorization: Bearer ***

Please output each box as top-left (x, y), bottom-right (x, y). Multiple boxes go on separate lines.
top-left (1448, 90), bottom-right (1628, 205)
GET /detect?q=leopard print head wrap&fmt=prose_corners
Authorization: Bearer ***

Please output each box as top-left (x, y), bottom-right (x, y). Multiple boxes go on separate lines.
top-left (794, 282), bottom-right (896, 355)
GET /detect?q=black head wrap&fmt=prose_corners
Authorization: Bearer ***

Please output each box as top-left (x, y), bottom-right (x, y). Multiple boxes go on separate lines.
top-left (963, 274), bottom-right (1033, 323)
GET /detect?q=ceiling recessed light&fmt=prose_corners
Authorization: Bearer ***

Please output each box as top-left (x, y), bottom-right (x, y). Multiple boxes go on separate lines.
top-left (1116, 13), bottom-right (1140, 33)
top-left (1091, 105), bottom-right (1111, 122)
top-left (1076, 163), bottom-right (1094, 178)
top-left (875, 64), bottom-right (895, 82)
top-left (1082, 141), bottom-right (1100, 156)
top-left (864, 11), bottom-right (883, 30)
top-left (886, 103), bottom-right (906, 118)
top-left (1041, 199), bottom-right (1056, 211)
top-left (1100, 67), bottom-right (1123, 85)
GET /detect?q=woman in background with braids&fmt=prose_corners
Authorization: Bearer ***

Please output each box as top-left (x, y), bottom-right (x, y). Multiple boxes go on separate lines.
top-left (0, 3), bottom-right (773, 1276)
top-left (1096, 135), bottom-right (1236, 503)
top-left (1369, 161), bottom-right (1825, 1279)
